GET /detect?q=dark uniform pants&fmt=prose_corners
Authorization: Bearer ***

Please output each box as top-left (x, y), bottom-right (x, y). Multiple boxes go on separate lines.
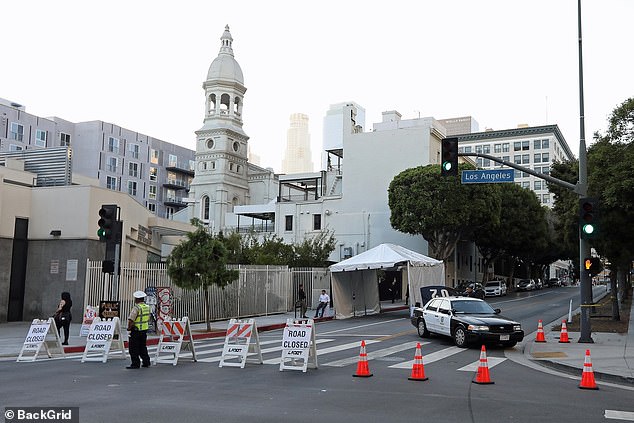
top-left (129, 329), bottom-right (150, 367)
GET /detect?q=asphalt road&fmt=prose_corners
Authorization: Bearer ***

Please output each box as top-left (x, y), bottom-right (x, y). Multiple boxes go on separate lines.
top-left (1, 286), bottom-right (630, 423)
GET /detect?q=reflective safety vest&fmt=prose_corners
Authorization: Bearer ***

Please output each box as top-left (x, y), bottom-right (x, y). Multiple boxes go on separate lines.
top-left (134, 302), bottom-right (150, 331)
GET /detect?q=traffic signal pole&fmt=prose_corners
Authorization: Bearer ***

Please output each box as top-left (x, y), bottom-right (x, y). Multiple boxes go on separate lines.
top-left (577, 0), bottom-right (592, 343)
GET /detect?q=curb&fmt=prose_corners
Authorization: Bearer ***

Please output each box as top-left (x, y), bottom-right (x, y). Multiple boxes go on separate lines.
top-left (536, 358), bottom-right (634, 387)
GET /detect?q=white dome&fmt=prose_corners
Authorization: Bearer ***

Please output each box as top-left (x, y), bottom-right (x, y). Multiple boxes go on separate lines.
top-left (206, 25), bottom-right (244, 85)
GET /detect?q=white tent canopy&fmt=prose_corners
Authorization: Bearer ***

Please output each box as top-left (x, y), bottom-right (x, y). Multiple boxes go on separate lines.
top-left (329, 244), bottom-right (444, 319)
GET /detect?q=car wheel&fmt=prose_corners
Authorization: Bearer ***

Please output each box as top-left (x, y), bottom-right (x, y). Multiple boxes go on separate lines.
top-left (502, 341), bottom-right (517, 348)
top-left (453, 326), bottom-right (468, 348)
top-left (417, 318), bottom-right (430, 338)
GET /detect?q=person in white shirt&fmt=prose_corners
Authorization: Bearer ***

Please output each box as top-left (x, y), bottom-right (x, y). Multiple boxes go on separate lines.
top-left (314, 290), bottom-right (330, 318)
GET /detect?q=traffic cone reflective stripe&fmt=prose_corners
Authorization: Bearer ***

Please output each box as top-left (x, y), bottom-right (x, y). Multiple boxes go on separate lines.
top-left (408, 342), bottom-right (428, 381)
top-left (472, 345), bottom-right (494, 385)
top-left (559, 320), bottom-right (570, 343)
top-left (353, 340), bottom-right (373, 378)
top-left (535, 319), bottom-right (546, 342)
top-left (579, 349), bottom-right (598, 390)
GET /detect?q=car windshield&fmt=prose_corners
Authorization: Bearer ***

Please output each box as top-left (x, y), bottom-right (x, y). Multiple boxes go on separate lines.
top-left (485, 282), bottom-right (499, 287)
top-left (451, 300), bottom-right (495, 314)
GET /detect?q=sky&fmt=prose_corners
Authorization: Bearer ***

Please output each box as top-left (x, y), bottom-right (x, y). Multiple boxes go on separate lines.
top-left (3, 1), bottom-right (633, 172)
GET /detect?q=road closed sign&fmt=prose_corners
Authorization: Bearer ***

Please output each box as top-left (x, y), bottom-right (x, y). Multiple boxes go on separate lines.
top-left (279, 319), bottom-right (318, 372)
top-left (81, 317), bottom-right (127, 363)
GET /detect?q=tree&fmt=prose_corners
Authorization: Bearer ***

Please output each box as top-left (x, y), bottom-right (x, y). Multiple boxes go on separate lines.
top-left (474, 183), bottom-right (550, 286)
top-left (167, 219), bottom-right (239, 331)
top-left (292, 229), bottom-right (336, 267)
top-left (388, 164), bottom-right (501, 267)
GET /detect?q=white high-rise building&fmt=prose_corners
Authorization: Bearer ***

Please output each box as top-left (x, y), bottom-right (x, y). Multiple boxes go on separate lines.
top-left (281, 113), bottom-right (313, 174)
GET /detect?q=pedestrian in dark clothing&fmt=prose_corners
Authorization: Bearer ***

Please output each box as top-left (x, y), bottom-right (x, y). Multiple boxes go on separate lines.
top-left (55, 292), bottom-right (72, 345)
top-left (298, 284), bottom-right (308, 318)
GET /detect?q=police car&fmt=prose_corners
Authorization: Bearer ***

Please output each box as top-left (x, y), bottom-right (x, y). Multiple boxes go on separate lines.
top-left (410, 296), bottom-right (524, 348)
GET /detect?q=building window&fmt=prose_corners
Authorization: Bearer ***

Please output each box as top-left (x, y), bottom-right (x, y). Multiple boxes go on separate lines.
top-left (60, 133), bottom-right (71, 146)
top-left (541, 166), bottom-right (550, 175)
top-left (202, 196), bottom-right (210, 220)
top-left (10, 123), bottom-right (24, 141)
top-left (149, 167), bottom-right (157, 181)
top-left (514, 142), bottom-right (521, 152)
top-left (522, 181), bottom-right (530, 189)
top-left (128, 181), bottom-right (137, 196)
top-left (34, 129), bottom-right (47, 147)
top-left (313, 214), bottom-right (322, 231)
top-left (475, 145), bottom-right (482, 154)
top-left (542, 194), bottom-right (550, 204)
top-left (149, 185), bottom-right (157, 200)
top-left (494, 144), bottom-right (502, 154)
top-left (168, 154), bottom-right (178, 167)
top-left (482, 145), bottom-right (490, 154)
top-left (9, 144), bottom-right (23, 151)
top-left (514, 155), bottom-right (521, 165)
top-left (189, 160), bottom-right (196, 171)
top-left (522, 154), bottom-right (530, 164)
top-left (108, 137), bottom-right (120, 154)
top-left (106, 176), bottom-right (117, 190)
top-left (534, 153), bottom-right (541, 163)
top-left (148, 203), bottom-right (156, 213)
top-left (150, 149), bottom-right (159, 164)
top-left (502, 155), bottom-right (510, 163)
top-left (463, 146), bottom-right (472, 153)
top-left (522, 140), bottom-right (529, 150)
top-left (233, 141), bottom-right (240, 152)
top-left (129, 162), bottom-right (139, 177)
top-left (166, 207), bottom-right (175, 219)
top-left (206, 139), bottom-right (214, 149)
top-left (129, 143), bottom-right (139, 159)
top-left (541, 152), bottom-right (550, 163)
top-left (483, 159), bottom-right (491, 167)
top-left (285, 215), bottom-right (293, 231)
top-left (502, 143), bottom-right (510, 153)
top-left (534, 139), bottom-right (542, 149)
top-left (107, 157), bottom-right (118, 173)
top-left (542, 139), bottom-right (549, 149)
top-left (534, 180), bottom-right (543, 190)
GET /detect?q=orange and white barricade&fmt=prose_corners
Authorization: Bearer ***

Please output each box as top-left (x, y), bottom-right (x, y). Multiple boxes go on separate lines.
top-left (219, 319), bottom-right (262, 368)
top-left (154, 317), bottom-right (197, 366)
top-left (17, 318), bottom-right (66, 362)
top-left (279, 318), bottom-right (318, 372)
top-left (81, 317), bottom-right (127, 363)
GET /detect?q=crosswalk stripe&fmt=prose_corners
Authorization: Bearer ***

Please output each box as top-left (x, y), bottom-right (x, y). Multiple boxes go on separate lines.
top-left (605, 410), bottom-right (634, 421)
top-left (198, 338), bottom-right (335, 363)
top-left (457, 356), bottom-right (507, 371)
top-left (262, 339), bottom-right (381, 365)
top-left (389, 346), bottom-right (465, 369)
top-left (322, 341), bottom-right (423, 367)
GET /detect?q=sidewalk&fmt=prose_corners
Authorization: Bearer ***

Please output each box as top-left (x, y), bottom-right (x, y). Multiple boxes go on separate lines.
top-left (0, 301), bottom-right (409, 358)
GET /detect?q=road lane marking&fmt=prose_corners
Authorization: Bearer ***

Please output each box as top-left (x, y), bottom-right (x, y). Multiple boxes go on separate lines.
top-left (198, 338), bottom-right (335, 363)
top-left (262, 339), bottom-right (381, 365)
top-left (605, 410), bottom-right (634, 421)
top-left (389, 346), bottom-right (466, 369)
top-left (322, 341), bottom-right (424, 367)
top-left (319, 319), bottom-right (405, 335)
top-left (457, 356), bottom-right (507, 371)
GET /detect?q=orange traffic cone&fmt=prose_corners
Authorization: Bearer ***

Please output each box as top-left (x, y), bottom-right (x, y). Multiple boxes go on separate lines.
top-left (535, 319), bottom-right (547, 342)
top-left (559, 320), bottom-right (570, 343)
top-left (408, 342), bottom-right (428, 381)
top-left (353, 340), bottom-right (373, 378)
top-left (472, 345), bottom-right (494, 384)
top-left (579, 349), bottom-right (598, 390)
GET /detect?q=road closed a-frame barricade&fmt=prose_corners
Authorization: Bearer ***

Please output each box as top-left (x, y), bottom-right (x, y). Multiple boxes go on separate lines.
top-left (154, 317), bottom-right (197, 366)
top-left (279, 318), bottom-right (318, 373)
top-left (219, 318), bottom-right (263, 368)
top-left (17, 318), bottom-right (66, 362)
top-left (81, 317), bottom-right (127, 363)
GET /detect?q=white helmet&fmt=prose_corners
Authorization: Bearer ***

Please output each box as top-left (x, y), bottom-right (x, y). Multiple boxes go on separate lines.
top-left (133, 290), bottom-right (147, 299)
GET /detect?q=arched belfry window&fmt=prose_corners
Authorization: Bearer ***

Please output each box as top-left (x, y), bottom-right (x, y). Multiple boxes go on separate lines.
top-left (202, 196), bottom-right (210, 220)
top-left (220, 94), bottom-right (230, 114)
top-left (209, 94), bottom-right (217, 115)
top-left (234, 96), bottom-right (241, 116)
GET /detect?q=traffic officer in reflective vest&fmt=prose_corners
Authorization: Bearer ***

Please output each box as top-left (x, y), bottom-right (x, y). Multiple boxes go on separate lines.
top-left (126, 290), bottom-right (151, 369)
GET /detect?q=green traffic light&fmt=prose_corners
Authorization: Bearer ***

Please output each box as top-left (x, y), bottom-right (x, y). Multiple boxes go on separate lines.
top-left (582, 223), bottom-right (595, 235)
top-left (97, 228), bottom-right (106, 238)
top-left (442, 162), bottom-right (453, 171)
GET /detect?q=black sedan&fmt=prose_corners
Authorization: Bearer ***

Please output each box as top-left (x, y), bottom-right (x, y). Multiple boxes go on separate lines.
top-left (410, 297), bottom-right (524, 348)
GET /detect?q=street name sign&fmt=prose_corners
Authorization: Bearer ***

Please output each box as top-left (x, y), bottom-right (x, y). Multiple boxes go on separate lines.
top-left (461, 169), bottom-right (514, 184)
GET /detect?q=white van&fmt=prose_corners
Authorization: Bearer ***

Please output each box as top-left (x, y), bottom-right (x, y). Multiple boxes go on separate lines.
top-left (484, 280), bottom-right (507, 297)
